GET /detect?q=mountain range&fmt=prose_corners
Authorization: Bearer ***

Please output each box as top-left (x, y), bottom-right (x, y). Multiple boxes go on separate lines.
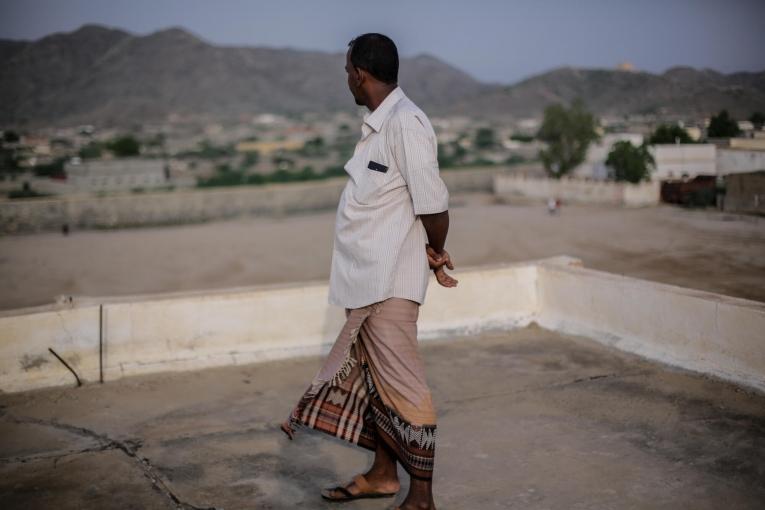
top-left (2, 24), bottom-right (764, 127)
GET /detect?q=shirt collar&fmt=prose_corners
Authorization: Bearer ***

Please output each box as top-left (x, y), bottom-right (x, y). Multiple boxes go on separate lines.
top-left (361, 86), bottom-right (405, 138)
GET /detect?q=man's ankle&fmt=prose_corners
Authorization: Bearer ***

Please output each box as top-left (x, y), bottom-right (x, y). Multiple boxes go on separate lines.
top-left (365, 467), bottom-right (398, 481)
top-left (400, 501), bottom-right (434, 510)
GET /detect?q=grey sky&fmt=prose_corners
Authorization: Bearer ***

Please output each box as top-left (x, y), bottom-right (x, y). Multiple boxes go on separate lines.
top-left (1, 0), bottom-right (764, 84)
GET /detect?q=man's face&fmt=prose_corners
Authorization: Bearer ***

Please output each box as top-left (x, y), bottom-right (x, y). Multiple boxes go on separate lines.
top-left (345, 50), bottom-right (364, 106)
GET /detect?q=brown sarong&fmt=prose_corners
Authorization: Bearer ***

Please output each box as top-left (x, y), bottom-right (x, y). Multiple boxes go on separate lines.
top-left (287, 297), bottom-right (437, 480)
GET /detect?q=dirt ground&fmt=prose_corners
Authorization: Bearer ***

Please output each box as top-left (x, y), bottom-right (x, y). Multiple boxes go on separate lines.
top-left (1, 192), bottom-right (764, 311)
top-left (2, 326), bottom-right (764, 509)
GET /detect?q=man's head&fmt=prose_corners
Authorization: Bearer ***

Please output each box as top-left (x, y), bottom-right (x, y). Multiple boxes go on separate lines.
top-left (345, 33), bottom-right (398, 107)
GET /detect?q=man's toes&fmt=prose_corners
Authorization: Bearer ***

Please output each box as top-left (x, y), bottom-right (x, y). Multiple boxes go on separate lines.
top-left (280, 422), bottom-right (294, 439)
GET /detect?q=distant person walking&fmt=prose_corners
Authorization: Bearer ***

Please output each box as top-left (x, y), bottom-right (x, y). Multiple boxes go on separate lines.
top-left (547, 197), bottom-right (561, 215)
top-left (280, 33), bottom-right (456, 510)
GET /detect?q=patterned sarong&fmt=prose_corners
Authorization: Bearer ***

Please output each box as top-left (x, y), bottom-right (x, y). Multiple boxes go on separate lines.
top-left (287, 297), bottom-right (437, 480)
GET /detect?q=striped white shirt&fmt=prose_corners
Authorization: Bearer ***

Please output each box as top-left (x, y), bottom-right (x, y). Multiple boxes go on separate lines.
top-left (328, 86), bottom-right (450, 309)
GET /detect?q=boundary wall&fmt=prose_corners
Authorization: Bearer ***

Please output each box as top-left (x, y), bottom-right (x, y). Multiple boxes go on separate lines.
top-left (0, 165), bottom-right (530, 234)
top-left (1, 256), bottom-right (763, 394)
top-left (494, 175), bottom-right (660, 207)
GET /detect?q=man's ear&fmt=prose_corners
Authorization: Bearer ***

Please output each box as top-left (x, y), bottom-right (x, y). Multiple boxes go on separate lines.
top-left (354, 66), bottom-right (366, 86)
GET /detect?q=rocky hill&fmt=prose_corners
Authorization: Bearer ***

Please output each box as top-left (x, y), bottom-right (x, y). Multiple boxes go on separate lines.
top-left (446, 66), bottom-right (765, 119)
top-left (1, 24), bottom-right (763, 126)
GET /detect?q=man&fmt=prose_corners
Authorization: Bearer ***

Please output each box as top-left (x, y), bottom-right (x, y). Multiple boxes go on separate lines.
top-left (281, 33), bottom-right (456, 510)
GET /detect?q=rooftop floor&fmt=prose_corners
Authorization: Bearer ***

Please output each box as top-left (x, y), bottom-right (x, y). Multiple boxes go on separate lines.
top-left (1, 325), bottom-right (764, 509)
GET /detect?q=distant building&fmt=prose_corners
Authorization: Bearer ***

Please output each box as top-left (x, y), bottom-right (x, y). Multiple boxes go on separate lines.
top-left (728, 137), bottom-right (765, 151)
top-left (724, 170), bottom-right (765, 215)
top-left (717, 149), bottom-right (765, 176)
top-left (235, 140), bottom-right (304, 155)
top-left (516, 118), bottom-right (541, 132)
top-left (64, 158), bottom-right (169, 192)
top-left (563, 138), bottom-right (763, 184)
top-left (573, 133), bottom-right (644, 180)
top-left (684, 126), bottom-right (702, 141)
top-left (649, 144), bottom-right (717, 181)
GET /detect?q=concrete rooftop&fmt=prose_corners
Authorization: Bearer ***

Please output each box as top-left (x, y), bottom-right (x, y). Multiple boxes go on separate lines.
top-left (1, 325), bottom-right (764, 509)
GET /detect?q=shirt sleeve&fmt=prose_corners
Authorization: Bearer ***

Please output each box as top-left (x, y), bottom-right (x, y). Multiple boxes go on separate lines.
top-left (392, 115), bottom-right (450, 216)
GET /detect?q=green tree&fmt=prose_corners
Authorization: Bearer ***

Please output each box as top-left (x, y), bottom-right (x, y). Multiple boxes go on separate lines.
top-left (33, 157), bottom-right (66, 177)
top-left (196, 164), bottom-right (245, 187)
top-left (323, 165), bottom-right (347, 177)
top-left (245, 173), bottom-right (266, 185)
top-left (648, 124), bottom-right (693, 144)
top-left (0, 149), bottom-right (20, 174)
top-left (106, 135), bottom-right (141, 157)
top-left (272, 153), bottom-right (295, 170)
top-left (537, 100), bottom-right (599, 179)
top-left (242, 151), bottom-right (260, 168)
top-left (474, 127), bottom-right (496, 149)
top-left (437, 141), bottom-right (467, 168)
top-left (509, 133), bottom-right (534, 143)
top-left (295, 165), bottom-right (317, 181)
top-left (300, 136), bottom-right (326, 157)
top-left (78, 141), bottom-right (104, 159)
top-left (750, 112), bottom-right (765, 130)
top-left (0, 147), bottom-right (18, 174)
top-left (707, 110), bottom-right (741, 138)
top-left (3, 130), bottom-right (20, 143)
top-left (0, 132), bottom-right (23, 174)
top-left (194, 140), bottom-right (235, 159)
top-left (605, 141), bottom-right (654, 183)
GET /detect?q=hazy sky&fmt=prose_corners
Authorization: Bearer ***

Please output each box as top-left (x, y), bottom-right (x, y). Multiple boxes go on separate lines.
top-left (1, 0), bottom-right (764, 83)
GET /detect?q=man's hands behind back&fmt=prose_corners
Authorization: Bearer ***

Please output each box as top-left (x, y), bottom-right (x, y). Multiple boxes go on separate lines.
top-left (426, 244), bottom-right (458, 288)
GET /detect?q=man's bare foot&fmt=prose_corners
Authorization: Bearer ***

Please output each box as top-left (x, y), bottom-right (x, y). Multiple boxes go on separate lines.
top-left (280, 420), bottom-right (294, 440)
top-left (362, 468), bottom-right (400, 494)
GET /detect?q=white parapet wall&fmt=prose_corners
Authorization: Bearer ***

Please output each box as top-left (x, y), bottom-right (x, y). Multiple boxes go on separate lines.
top-left (535, 260), bottom-right (765, 392)
top-left (0, 258), bottom-right (541, 393)
top-left (0, 305), bottom-right (102, 391)
top-left (494, 175), bottom-right (660, 207)
top-left (1, 255), bottom-right (763, 394)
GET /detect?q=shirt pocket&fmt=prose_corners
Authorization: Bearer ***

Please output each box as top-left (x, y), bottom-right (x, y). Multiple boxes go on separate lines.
top-left (352, 154), bottom-right (393, 204)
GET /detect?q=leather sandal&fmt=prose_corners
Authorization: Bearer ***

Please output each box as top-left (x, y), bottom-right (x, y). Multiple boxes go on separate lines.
top-left (320, 474), bottom-right (398, 502)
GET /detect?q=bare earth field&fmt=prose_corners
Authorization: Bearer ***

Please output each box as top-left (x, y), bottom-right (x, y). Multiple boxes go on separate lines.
top-left (1, 192), bottom-right (764, 311)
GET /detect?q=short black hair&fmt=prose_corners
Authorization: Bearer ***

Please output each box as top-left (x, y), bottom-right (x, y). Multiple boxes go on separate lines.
top-left (348, 33), bottom-right (398, 85)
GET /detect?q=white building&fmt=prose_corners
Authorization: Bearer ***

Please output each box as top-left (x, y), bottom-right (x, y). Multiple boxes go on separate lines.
top-left (717, 149), bottom-right (765, 176)
top-left (648, 144), bottom-right (717, 181)
top-left (64, 158), bottom-right (169, 192)
top-left (728, 136), bottom-right (765, 151)
top-left (573, 133), bottom-right (644, 180)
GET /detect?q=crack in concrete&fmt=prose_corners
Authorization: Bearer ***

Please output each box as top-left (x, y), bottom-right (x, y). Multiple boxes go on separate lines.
top-left (0, 443), bottom-right (119, 465)
top-left (157, 422), bottom-right (274, 447)
top-left (54, 309), bottom-right (77, 347)
top-left (5, 413), bottom-right (219, 510)
top-left (444, 370), bottom-right (650, 405)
